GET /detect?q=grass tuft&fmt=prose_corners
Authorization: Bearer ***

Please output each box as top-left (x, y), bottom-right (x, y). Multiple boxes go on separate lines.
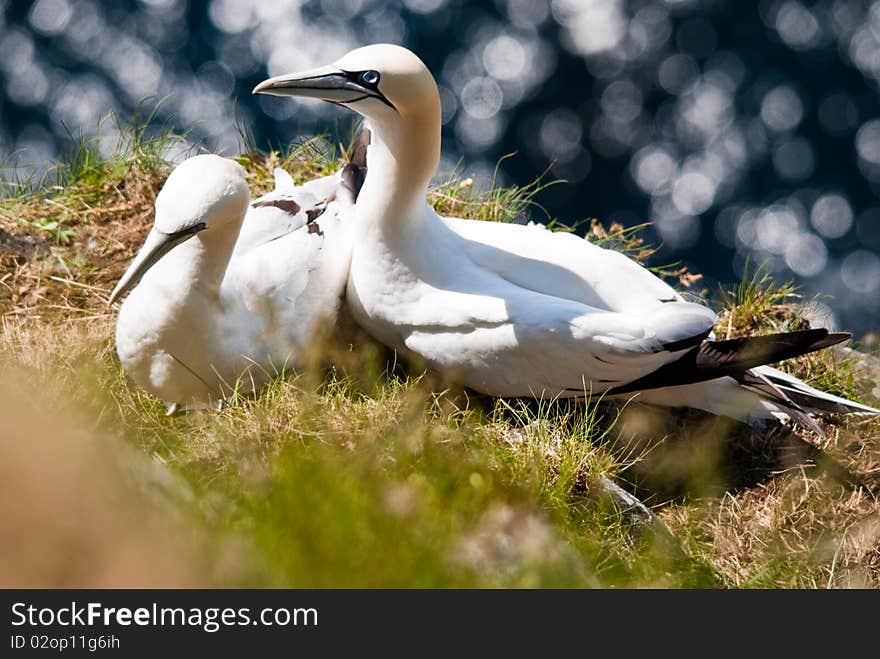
top-left (429, 154), bottom-right (560, 224)
top-left (717, 260), bottom-right (805, 339)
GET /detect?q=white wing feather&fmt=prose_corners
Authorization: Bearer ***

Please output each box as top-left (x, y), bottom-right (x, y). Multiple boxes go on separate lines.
top-left (444, 217), bottom-right (683, 313)
top-left (350, 209), bottom-right (715, 397)
top-left (233, 171), bottom-right (341, 256)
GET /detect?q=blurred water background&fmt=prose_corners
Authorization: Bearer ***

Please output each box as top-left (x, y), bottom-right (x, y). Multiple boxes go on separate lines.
top-left (1, 0), bottom-right (879, 337)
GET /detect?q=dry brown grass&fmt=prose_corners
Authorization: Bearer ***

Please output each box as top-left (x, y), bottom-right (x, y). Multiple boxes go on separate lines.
top-left (1, 142), bottom-right (168, 319)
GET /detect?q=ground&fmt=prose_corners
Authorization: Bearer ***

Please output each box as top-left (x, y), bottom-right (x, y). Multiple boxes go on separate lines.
top-left (1, 122), bottom-right (879, 588)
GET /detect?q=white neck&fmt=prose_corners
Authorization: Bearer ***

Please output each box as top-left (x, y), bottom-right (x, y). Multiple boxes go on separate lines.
top-left (195, 227), bottom-right (241, 296)
top-left (356, 111), bottom-right (441, 236)
top-left (147, 224), bottom-right (241, 304)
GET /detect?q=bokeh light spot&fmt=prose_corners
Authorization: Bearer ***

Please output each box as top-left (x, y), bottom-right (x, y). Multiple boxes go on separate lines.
top-left (760, 85), bottom-right (804, 132)
top-left (460, 77), bottom-right (503, 120)
top-left (784, 233), bottom-right (828, 276)
top-left (672, 171), bottom-right (715, 215)
top-left (841, 250), bottom-right (880, 294)
top-left (810, 194), bottom-right (854, 239)
top-left (28, 0), bottom-right (73, 36)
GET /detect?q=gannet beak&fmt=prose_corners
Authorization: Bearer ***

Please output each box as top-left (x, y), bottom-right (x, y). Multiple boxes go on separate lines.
top-left (253, 65), bottom-right (395, 109)
top-left (108, 223), bottom-right (206, 305)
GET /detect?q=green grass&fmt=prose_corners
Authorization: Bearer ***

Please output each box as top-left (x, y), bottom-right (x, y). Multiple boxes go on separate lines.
top-left (717, 260), bottom-right (805, 338)
top-left (714, 260), bottom-right (863, 401)
top-left (428, 153), bottom-right (560, 224)
top-left (1, 119), bottom-right (878, 588)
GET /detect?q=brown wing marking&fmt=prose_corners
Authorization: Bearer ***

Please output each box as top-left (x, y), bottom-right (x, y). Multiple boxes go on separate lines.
top-left (251, 198), bottom-right (302, 214)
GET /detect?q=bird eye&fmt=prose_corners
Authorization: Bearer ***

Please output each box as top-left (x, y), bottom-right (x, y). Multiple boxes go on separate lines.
top-left (360, 70), bottom-right (380, 85)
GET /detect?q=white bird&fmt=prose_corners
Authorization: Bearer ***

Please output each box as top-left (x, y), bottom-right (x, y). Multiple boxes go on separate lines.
top-left (108, 146), bottom-right (364, 410)
top-left (253, 44), bottom-right (878, 428)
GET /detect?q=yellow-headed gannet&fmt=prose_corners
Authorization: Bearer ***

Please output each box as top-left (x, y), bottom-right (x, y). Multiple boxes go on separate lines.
top-left (108, 138), bottom-right (367, 410)
top-left (253, 44), bottom-right (878, 428)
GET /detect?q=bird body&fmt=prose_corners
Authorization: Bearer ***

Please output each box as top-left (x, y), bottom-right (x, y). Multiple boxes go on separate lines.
top-left (250, 43), bottom-right (878, 426)
top-left (346, 203), bottom-right (716, 399)
top-left (111, 155), bottom-right (353, 408)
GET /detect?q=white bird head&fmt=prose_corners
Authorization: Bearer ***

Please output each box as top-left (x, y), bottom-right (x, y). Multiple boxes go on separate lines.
top-left (109, 155), bottom-right (249, 304)
top-left (154, 155), bottom-right (249, 234)
top-left (252, 44), bottom-right (440, 127)
top-left (254, 45), bottom-right (442, 196)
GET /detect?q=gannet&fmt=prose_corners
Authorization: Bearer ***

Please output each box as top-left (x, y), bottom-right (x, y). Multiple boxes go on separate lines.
top-left (253, 44), bottom-right (879, 427)
top-left (108, 141), bottom-right (365, 409)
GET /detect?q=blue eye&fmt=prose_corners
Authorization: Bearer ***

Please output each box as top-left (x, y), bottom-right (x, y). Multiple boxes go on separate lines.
top-left (360, 70), bottom-right (380, 85)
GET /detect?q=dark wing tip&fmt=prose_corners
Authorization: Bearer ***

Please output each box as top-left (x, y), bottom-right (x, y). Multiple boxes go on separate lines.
top-left (607, 328), bottom-right (851, 397)
top-left (822, 332), bottom-right (852, 349)
top-left (700, 328), bottom-right (842, 372)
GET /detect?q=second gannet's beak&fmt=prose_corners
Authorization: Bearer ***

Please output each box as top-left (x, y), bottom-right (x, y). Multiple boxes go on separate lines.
top-left (108, 223), bottom-right (206, 305)
top-left (252, 65), bottom-right (396, 110)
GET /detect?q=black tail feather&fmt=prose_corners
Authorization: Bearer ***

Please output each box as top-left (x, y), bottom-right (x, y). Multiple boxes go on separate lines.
top-left (608, 329), bottom-right (850, 396)
top-left (698, 329), bottom-right (850, 374)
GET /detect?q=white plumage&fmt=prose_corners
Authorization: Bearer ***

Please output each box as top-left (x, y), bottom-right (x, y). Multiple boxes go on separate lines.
top-left (110, 155), bottom-right (352, 408)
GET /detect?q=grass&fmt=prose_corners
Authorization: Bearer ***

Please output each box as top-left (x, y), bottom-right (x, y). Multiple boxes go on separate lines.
top-left (1, 118), bottom-right (879, 588)
top-left (714, 260), bottom-right (862, 401)
top-left (428, 153), bottom-right (559, 224)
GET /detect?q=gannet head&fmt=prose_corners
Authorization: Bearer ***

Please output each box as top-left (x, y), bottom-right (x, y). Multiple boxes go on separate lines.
top-left (252, 44), bottom-right (440, 127)
top-left (109, 155), bottom-right (249, 304)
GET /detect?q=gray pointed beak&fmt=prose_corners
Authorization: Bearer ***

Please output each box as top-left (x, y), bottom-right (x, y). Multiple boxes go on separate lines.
top-left (252, 65), bottom-right (368, 103)
top-left (253, 65), bottom-right (396, 110)
top-left (108, 223), bottom-right (205, 305)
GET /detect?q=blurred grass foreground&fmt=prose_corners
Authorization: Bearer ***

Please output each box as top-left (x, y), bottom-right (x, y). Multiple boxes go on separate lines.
top-left (2, 121), bottom-right (880, 588)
